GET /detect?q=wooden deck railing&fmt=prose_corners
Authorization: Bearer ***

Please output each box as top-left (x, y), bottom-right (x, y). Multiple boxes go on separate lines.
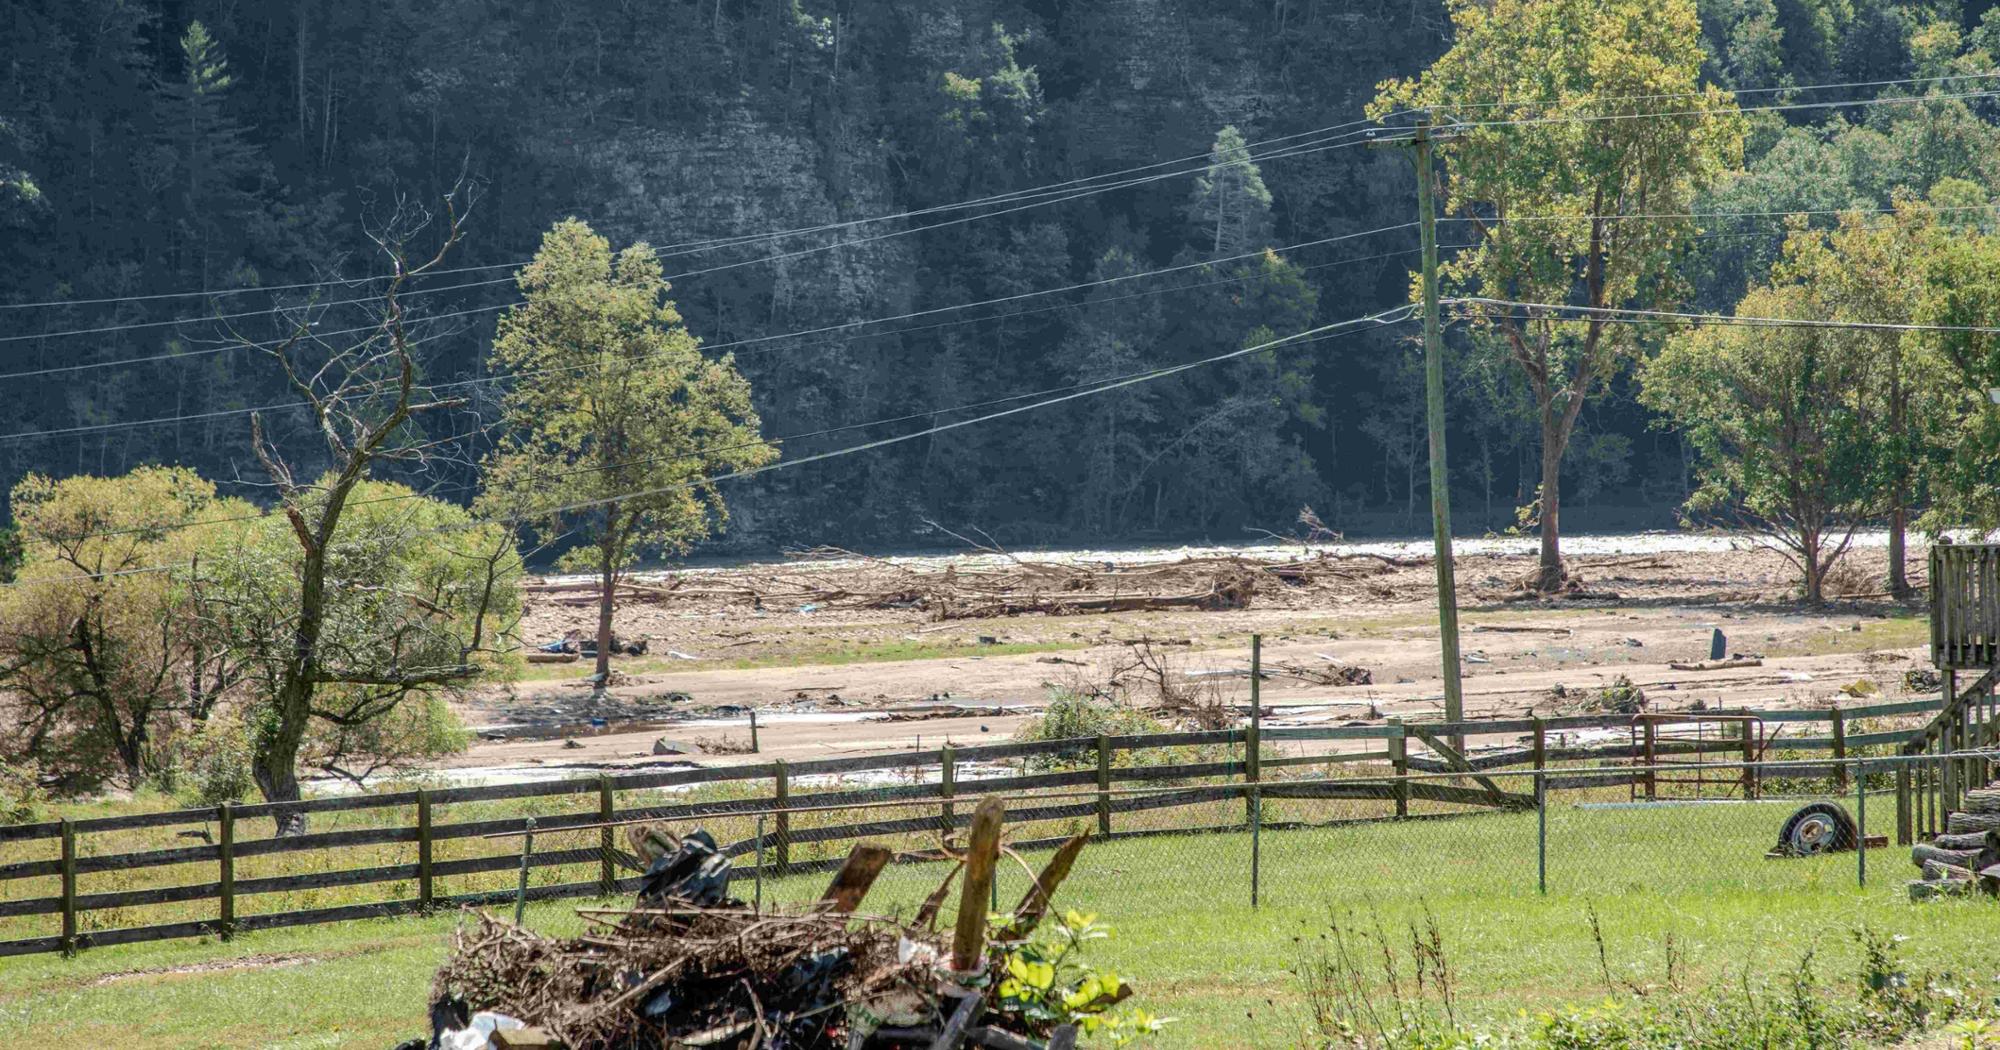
top-left (1931, 541), bottom-right (2000, 670)
top-left (0, 698), bottom-right (1946, 959)
top-left (1897, 667), bottom-right (1999, 843)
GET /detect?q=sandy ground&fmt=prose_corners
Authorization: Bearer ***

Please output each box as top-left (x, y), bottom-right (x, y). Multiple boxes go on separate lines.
top-left (431, 533), bottom-right (1942, 787)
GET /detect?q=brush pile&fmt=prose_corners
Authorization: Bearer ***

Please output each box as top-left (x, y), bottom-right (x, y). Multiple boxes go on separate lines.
top-left (405, 801), bottom-right (1112, 1050)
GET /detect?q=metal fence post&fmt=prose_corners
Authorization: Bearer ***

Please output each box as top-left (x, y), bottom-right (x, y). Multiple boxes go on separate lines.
top-left (514, 816), bottom-right (535, 926)
top-left (1247, 634), bottom-right (1262, 827)
top-left (1388, 719), bottom-right (1409, 819)
top-left (1095, 734), bottom-right (1112, 835)
top-left (218, 802), bottom-right (235, 940)
top-left (1536, 771), bottom-right (1547, 896)
top-left (598, 777), bottom-right (616, 896)
top-left (59, 818), bottom-right (76, 957)
top-left (753, 814), bottom-right (766, 913)
top-left (940, 744), bottom-right (956, 830)
top-left (773, 761), bottom-right (791, 875)
top-left (1244, 723), bottom-right (1261, 829)
top-left (1250, 781), bottom-right (1262, 909)
top-left (1856, 758), bottom-right (1867, 889)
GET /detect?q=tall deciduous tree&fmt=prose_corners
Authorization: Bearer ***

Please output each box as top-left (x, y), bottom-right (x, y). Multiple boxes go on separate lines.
top-left (1372, 0), bottom-right (1744, 589)
top-left (225, 186), bottom-right (516, 834)
top-left (1642, 283), bottom-right (1889, 603)
top-left (1915, 218), bottom-right (2000, 530)
top-left (480, 219), bottom-right (776, 684)
top-left (1776, 188), bottom-right (1968, 595)
top-left (0, 468), bottom-right (247, 791)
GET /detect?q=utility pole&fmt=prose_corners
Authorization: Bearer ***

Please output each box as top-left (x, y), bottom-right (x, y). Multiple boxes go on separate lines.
top-left (1409, 113), bottom-right (1465, 736)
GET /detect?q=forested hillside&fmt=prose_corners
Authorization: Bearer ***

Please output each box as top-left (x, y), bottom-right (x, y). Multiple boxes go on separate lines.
top-left (5, 0), bottom-right (1999, 550)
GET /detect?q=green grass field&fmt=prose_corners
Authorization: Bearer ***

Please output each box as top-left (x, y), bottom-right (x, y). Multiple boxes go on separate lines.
top-left (0, 795), bottom-right (1986, 1049)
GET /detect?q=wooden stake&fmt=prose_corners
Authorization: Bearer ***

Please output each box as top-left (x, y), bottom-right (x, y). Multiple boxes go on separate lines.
top-left (951, 797), bottom-right (1005, 972)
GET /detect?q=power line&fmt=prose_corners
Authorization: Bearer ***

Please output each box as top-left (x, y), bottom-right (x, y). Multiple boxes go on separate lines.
top-left (1384, 70), bottom-right (2000, 119)
top-left (0, 123), bottom-right (1376, 317)
top-left (1430, 86), bottom-right (1999, 132)
top-left (6, 306), bottom-right (1412, 584)
top-left (1452, 297), bottom-right (2000, 334)
top-left (0, 224), bottom-right (1407, 441)
top-left (0, 218), bottom-right (1420, 386)
top-left (0, 130), bottom-right (1378, 364)
top-left (10, 69), bottom-right (1992, 317)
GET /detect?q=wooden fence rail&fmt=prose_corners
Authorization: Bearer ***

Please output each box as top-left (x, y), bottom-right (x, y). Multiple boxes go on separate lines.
top-left (0, 696), bottom-right (1946, 959)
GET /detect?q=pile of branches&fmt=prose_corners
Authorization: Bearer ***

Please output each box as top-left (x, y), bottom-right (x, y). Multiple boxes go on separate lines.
top-left (412, 804), bottom-right (1103, 1050)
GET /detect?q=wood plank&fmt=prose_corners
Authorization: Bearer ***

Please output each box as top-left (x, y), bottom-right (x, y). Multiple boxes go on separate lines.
top-left (819, 845), bottom-right (893, 913)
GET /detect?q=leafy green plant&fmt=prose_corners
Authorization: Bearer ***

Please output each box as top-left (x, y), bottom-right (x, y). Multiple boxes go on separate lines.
top-left (989, 909), bottom-right (1167, 1045)
top-left (0, 761), bottom-right (48, 825)
top-left (1947, 1018), bottom-right (2000, 1050)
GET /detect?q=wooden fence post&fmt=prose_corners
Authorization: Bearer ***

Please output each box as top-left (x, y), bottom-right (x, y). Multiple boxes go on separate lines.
top-left (598, 777), bottom-right (616, 896)
top-left (59, 819), bottom-right (76, 957)
top-left (773, 761), bottom-right (791, 875)
top-left (1742, 720), bottom-right (1759, 800)
top-left (417, 789), bottom-right (434, 911)
top-left (749, 709), bottom-right (760, 754)
top-left (1388, 719), bottom-right (1409, 819)
top-left (1532, 716), bottom-right (1547, 772)
top-left (1831, 706), bottom-right (1848, 792)
top-left (218, 802), bottom-right (235, 940)
top-left (940, 745), bottom-right (956, 830)
top-left (1096, 734), bottom-right (1112, 836)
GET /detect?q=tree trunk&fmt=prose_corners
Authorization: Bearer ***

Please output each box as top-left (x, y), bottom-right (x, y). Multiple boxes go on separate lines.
top-left (1534, 408), bottom-right (1569, 590)
top-left (1802, 528), bottom-right (1825, 605)
top-left (596, 558), bottom-right (616, 683)
top-left (595, 511), bottom-right (620, 685)
top-left (1888, 348), bottom-right (1910, 598)
top-left (253, 714), bottom-right (307, 837)
top-left (1889, 499), bottom-right (1908, 597)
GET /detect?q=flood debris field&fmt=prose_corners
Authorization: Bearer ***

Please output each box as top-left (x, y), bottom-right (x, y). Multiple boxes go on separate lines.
top-left (464, 534), bottom-right (1935, 786)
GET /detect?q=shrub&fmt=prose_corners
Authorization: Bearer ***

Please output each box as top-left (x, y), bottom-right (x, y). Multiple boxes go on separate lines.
top-left (1014, 687), bottom-right (1167, 770)
top-left (153, 714), bottom-right (257, 807)
top-left (0, 761), bottom-right (49, 825)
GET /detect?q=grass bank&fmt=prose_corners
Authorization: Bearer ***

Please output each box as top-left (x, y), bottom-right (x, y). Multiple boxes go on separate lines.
top-left (0, 796), bottom-right (1988, 1048)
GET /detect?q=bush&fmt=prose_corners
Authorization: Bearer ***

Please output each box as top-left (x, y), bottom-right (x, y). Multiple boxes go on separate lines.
top-left (153, 715), bottom-right (256, 807)
top-left (1014, 687), bottom-right (1168, 770)
top-left (0, 762), bottom-right (49, 825)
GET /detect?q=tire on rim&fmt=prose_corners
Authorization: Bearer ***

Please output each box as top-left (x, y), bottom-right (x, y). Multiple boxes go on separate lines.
top-left (1777, 801), bottom-right (1859, 855)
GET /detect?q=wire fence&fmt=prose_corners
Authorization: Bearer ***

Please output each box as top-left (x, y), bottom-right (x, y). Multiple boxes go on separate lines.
top-left (514, 752), bottom-right (1955, 952)
top-left (1, 738), bottom-right (1983, 958)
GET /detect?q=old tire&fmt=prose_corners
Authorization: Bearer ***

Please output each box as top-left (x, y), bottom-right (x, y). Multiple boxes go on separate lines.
top-left (1778, 801), bottom-right (1858, 855)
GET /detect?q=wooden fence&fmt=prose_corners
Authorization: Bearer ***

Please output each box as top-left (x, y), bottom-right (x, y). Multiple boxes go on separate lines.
top-left (1932, 541), bottom-right (2000, 670)
top-left (0, 697), bottom-right (1946, 959)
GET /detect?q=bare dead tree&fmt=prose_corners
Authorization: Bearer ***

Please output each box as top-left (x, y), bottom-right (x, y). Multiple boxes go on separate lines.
top-left (214, 180), bottom-right (513, 834)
